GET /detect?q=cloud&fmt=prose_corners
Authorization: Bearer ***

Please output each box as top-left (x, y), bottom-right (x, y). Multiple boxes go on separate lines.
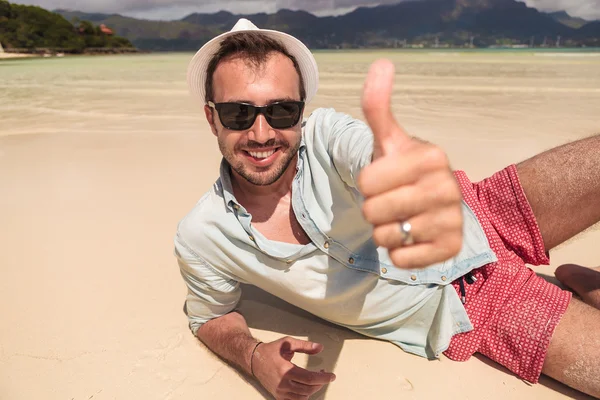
top-left (522, 0), bottom-right (600, 20)
top-left (10, 0), bottom-right (600, 21)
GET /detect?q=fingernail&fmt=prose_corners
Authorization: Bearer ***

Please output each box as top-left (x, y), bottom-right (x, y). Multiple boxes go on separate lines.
top-left (312, 343), bottom-right (319, 349)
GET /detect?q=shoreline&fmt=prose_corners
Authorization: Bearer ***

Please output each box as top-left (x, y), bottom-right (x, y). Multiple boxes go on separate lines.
top-left (0, 53), bottom-right (40, 59)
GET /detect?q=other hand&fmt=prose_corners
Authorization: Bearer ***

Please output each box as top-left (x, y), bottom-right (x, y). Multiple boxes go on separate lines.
top-left (252, 336), bottom-right (336, 400)
top-left (358, 59), bottom-right (463, 269)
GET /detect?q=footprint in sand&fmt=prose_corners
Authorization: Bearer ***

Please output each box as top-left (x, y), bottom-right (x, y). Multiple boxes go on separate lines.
top-left (397, 376), bottom-right (414, 391)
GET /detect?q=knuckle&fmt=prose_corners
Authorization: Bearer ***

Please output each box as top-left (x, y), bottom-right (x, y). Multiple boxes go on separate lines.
top-left (445, 180), bottom-right (462, 203)
top-left (357, 169), bottom-right (372, 196)
top-left (453, 207), bottom-right (464, 228)
top-left (445, 235), bottom-right (463, 256)
top-left (422, 145), bottom-right (448, 169)
top-left (428, 175), bottom-right (459, 205)
top-left (372, 227), bottom-right (386, 247)
top-left (278, 365), bottom-right (289, 377)
top-left (361, 200), bottom-right (377, 224)
top-left (390, 250), bottom-right (405, 268)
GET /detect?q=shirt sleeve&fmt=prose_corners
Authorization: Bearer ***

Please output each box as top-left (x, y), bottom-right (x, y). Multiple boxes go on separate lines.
top-left (174, 234), bottom-right (242, 336)
top-left (316, 109), bottom-right (374, 188)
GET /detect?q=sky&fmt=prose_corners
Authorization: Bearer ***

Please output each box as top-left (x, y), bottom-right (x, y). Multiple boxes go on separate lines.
top-left (12, 0), bottom-right (600, 21)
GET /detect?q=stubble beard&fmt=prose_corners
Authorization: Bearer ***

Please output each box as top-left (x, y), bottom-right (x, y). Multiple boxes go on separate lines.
top-left (219, 137), bottom-right (301, 186)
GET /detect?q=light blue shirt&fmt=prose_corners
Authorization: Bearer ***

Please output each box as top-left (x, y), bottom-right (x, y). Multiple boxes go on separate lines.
top-left (174, 108), bottom-right (497, 359)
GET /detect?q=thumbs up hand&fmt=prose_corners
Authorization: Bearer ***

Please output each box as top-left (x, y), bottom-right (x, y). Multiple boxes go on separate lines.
top-left (357, 59), bottom-right (464, 269)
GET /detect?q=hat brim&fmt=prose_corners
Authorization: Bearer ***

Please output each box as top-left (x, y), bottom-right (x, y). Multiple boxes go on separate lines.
top-left (186, 28), bottom-right (319, 104)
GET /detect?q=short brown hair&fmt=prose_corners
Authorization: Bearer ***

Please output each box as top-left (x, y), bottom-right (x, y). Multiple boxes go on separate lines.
top-left (204, 32), bottom-right (306, 103)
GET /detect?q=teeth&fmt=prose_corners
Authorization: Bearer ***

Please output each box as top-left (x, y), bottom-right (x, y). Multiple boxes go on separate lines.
top-left (249, 150), bottom-right (276, 159)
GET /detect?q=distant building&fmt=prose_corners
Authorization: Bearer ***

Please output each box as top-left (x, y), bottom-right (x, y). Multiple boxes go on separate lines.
top-left (99, 24), bottom-right (114, 35)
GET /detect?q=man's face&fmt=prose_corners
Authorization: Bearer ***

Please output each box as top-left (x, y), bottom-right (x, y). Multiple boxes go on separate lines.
top-left (205, 52), bottom-right (303, 186)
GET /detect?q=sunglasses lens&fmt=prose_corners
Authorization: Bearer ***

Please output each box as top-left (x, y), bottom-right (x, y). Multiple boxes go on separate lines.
top-left (215, 102), bottom-right (303, 130)
top-left (267, 102), bottom-right (302, 129)
top-left (219, 103), bottom-right (255, 130)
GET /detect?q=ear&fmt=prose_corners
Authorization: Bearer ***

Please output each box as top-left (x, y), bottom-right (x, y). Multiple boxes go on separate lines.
top-left (204, 104), bottom-right (218, 137)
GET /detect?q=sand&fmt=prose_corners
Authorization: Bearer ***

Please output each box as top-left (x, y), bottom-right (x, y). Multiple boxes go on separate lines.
top-left (0, 53), bottom-right (38, 59)
top-left (1, 51), bottom-right (599, 400)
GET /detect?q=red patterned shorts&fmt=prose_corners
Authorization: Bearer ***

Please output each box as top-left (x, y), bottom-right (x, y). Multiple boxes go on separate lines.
top-left (443, 165), bottom-right (572, 384)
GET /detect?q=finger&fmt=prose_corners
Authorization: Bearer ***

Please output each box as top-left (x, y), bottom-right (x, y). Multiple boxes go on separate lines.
top-left (362, 173), bottom-right (462, 226)
top-left (372, 206), bottom-right (463, 248)
top-left (361, 59), bottom-right (410, 157)
top-left (288, 380), bottom-right (325, 395)
top-left (387, 236), bottom-right (463, 269)
top-left (358, 144), bottom-right (450, 197)
top-left (288, 365), bottom-right (336, 385)
top-left (284, 337), bottom-right (323, 355)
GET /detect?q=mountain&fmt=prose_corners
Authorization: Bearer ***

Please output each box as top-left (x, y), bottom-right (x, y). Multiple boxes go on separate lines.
top-left (547, 11), bottom-right (589, 29)
top-left (575, 21), bottom-right (600, 46)
top-left (0, 0), bottom-right (134, 52)
top-left (52, 9), bottom-right (115, 23)
top-left (54, 0), bottom-right (600, 51)
top-left (182, 9), bottom-right (318, 29)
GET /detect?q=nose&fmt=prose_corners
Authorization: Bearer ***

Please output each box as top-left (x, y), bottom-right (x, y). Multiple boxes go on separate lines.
top-left (247, 114), bottom-right (274, 144)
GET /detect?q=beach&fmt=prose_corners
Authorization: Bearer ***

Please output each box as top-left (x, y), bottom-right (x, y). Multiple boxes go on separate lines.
top-left (0, 53), bottom-right (38, 59)
top-left (1, 51), bottom-right (599, 399)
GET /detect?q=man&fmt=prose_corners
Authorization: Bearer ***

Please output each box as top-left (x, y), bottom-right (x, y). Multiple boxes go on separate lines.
top-left (175, 19), bottom-right (600, 399)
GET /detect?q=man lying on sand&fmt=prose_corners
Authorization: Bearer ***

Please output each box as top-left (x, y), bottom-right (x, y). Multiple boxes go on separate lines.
top-left (174, 19), bottom-right (600, 399)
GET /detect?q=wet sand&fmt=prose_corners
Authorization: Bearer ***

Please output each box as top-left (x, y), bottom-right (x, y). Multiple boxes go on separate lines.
top-left (1, 51), bottom-right (599, 399)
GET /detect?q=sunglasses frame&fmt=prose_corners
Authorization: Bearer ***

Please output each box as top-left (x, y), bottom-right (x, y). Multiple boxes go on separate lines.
top-left (207, 100), bottom-right (305, 131)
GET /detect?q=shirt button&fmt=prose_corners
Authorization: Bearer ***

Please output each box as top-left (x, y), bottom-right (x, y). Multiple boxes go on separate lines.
top-left (441, 276), bottom-right (447, 281)
top-left (381, 268), bottom-right (388, 274)
top-left (348, 257), bottom-right (355, 264)
top-left (324, 241), bottom-right (330, 249)
top-left (286, 259), bottom-right (293, 264)
top-left (410, 275), bottom-right (417, 281)
top-left (249, 236), bottom-right (255, 242)
top-left (233, 204), bottom-right (239, 210)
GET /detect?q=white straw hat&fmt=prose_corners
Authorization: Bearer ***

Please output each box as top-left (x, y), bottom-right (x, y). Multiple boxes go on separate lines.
top-left (186, 18), bottom-right (319, 104)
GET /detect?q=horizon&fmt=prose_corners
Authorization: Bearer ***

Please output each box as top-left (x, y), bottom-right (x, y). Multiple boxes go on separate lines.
top-left (8, 0), bottom-right (600, 22)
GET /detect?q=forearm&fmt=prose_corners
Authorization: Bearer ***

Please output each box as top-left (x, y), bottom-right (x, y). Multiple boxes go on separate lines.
top-left (196, 311), bottom-right (259, 376)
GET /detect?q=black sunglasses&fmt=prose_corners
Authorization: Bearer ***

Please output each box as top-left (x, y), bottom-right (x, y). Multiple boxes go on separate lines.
top-left (208, 101), bottom-right (305, 131)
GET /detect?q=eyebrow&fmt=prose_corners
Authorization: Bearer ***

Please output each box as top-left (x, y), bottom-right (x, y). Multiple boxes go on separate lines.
top-left (222, 97), bottom-right (300, 104)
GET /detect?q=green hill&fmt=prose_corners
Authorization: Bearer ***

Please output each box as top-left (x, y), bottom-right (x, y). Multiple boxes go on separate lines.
top-left (0, 0), bottom-right (134, 52)
top-left (56, 9), bottom-right (219, 51)
top-left (546, 11), bottom-right (589, 29)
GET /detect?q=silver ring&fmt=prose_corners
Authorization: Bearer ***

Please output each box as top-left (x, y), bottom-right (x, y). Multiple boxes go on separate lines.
top-left (399, 221), bottom-right (414, 246)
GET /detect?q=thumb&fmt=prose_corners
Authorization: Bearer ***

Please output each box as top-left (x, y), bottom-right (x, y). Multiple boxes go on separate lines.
top-left (285, 337), bottom-right (324, 355)
top-left (361, 59), bottom-right (410, 157)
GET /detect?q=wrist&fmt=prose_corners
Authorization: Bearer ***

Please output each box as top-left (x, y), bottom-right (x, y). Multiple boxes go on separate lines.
top-left (249, 340), bottom-right (263, 377)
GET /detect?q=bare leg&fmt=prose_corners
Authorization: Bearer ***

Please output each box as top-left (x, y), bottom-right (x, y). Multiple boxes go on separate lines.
top-left (542, 298), bottom-right (600, 398)
top-left (517, 134), bottom-right (600, 251)
top-left (555, 265), bottom-right (600, 309)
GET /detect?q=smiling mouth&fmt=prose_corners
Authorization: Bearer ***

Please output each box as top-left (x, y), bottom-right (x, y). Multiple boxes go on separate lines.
top-left (247, 149), bottom-right (277, 159)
